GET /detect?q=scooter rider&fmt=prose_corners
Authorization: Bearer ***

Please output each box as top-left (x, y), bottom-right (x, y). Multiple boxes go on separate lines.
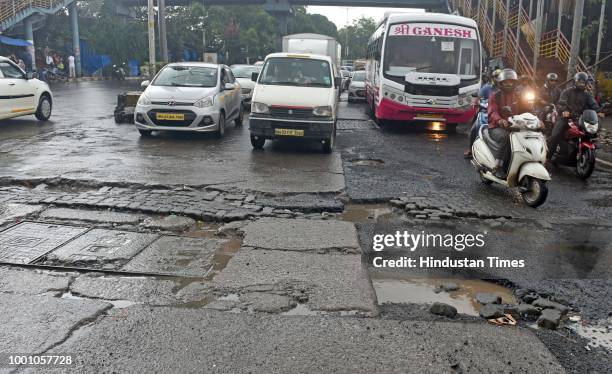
top-left (547, 72), bottom-right (602, 161)
top-left (487, 69), bottom-right (530, 178)
top-left (464, 69), bottom-right (502, 158)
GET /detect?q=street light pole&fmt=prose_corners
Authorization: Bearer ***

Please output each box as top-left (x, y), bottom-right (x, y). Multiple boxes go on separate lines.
top-left (147, 0), bottom-right (156, 77)
top-left (567, 0), bottom-right (585, 79)
top-left (594, 0), bottom-right (606, 75)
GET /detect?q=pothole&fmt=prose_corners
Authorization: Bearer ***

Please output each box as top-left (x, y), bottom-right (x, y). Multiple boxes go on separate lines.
top-left (350, 158), bottom-right (385, 166)
top-left (60, 291), bottom-right (142, 309)
top-left (370, 273), bottom-right (516, 316)
top-left (340, 203), bottom-right (394, 223)
top-left (568, 318), bottom-right (612, 351)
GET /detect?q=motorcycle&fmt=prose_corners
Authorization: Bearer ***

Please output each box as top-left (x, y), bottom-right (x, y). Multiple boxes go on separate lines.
top-left (112, 63), bottom-right (126, 80)
top-left (472, 108), bottom-right (550, 208)
top-left (550, 109), bottom-right (600, 179)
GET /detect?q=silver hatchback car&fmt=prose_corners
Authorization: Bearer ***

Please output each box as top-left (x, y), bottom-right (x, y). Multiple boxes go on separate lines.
top-left (134, 63), bottom-right (243, 137)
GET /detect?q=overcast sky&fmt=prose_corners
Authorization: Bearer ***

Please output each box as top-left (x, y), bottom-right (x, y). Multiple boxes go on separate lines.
top-left (306, 6), bottom-right (424, 29)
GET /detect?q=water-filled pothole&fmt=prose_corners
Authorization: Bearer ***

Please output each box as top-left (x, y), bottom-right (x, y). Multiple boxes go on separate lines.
top-left (371, 273), bottom-right (516, 316)
top-left (340, 203), bottom-right (394, 223)
top-left (350, 158), bottom-right (385, 166)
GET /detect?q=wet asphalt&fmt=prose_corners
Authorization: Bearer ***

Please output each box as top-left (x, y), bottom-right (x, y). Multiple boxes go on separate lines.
top-left (0, 81), bottom-right (611, 371)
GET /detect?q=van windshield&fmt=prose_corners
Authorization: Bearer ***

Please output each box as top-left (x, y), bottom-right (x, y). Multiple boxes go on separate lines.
top-left (259, 58), bottom-right (332, 88)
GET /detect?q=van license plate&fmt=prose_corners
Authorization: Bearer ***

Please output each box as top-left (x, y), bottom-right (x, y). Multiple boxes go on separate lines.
top-left (275, 128), bottom-right (304, 136)
top-left (156, 113), bottom-right (185, 121)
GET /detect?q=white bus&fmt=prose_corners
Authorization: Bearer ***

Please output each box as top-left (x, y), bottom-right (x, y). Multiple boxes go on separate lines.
top-left (365, 12), bottom-right (482, 129)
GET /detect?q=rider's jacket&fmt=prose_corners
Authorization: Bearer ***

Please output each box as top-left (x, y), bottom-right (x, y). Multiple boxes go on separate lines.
top-left (557, 86), bottom-right (600, 115)
top-left (488, 89), bottom-right (530, 129)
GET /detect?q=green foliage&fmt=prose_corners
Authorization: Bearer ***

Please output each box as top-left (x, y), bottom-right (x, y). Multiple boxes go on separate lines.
top-left (338, 17), bottom-right (377, 60)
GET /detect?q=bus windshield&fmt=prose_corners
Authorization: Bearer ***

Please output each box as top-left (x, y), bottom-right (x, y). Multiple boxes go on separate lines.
top-left (259, 58), bottom-right (332, 88)
top-left (384, 23), bottom-right (480, 81)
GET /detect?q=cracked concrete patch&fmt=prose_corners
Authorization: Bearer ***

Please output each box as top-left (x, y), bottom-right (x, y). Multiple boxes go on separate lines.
top-left (0, 266), bottom-right (74, 296)
top-left (0, 293), bottom-right (110, 354)
top-left (241, 218), bottom-right (360, 253)
top-left (140, 215), bottom-right (196, 231)
top-left (213, 249), bottom-right (376, 313)
top-left (121, 236), bottom-right (224, 276)
top-left (40, 208), bottom-right (143, 224)
top-left (0, 203), bottom-right (44, 227)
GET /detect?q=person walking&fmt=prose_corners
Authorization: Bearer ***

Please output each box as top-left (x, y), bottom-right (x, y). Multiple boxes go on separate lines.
top-left (68, 55), bottom-right (76, 78)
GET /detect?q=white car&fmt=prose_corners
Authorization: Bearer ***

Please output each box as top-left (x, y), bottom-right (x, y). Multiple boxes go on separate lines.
top-left (134, 62), bottom-right (243, 138)
top-left (230, 64), bottom-right (262, 108)
top-left (347, 70), bottom-right (366, 102)
top-left (0, 56), bottom-right (53, 121)
top-left (249, 53), bottom-right (341, 153)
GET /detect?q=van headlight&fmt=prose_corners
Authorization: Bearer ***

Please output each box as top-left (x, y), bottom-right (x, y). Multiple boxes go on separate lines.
top-left (313, 106), bottom-right (332, 117)
top-left (584, 121), bottom-right (599, 134)
top-left (194, 97), bottom-right (213, 108)
top-left (251, 102), bottom-right (270, 114)
top-left (137, 94), bottom-right (151, 106)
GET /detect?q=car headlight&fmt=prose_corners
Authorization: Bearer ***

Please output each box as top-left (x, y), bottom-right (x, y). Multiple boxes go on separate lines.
top-left (313, 106), bottom-right (333, 117)
top-left (251, 102), bottom-right (270, 114)
top-left (137, 94), bottom-right (151, 106)
top-left (584, 121), bottom-right (599, 134)
top-left (194, 97), bottom-right (213, 108)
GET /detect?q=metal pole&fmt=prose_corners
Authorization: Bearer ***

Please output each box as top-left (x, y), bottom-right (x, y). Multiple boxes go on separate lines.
top-left (158, 0), bottom-right (168, 62)
top-left (503, 0), bottom-right (510, 56)
top-left (476, 0), bottom-right (482, 24)
top-left (147, 0), bottom-right (156, 77)
top-left (514, 0), bottom-right (522, 67)
top-left (23, 16), bottom-right (35, 72)
top-left (567, 0), bottom-right (584, 79)
top-left (594, 0), bottom-right (606, 75)
top-left (69, 2), bottom-right (81, 77)
top-left (533, 0), bottom-right (544, 73)
top-left (556, 0), bottom-right (563, 59)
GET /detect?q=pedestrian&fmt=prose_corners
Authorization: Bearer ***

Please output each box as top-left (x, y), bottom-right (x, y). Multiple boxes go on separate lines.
top-left (68, 55), bottom-right (76, 78)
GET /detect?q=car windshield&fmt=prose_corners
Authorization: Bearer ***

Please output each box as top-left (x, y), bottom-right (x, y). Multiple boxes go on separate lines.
top-left (152, 66), bottom-right (218, 87)
top-left (352, 72), bottom-right (365, 82)
top-left (259, 57), bottom-right (332, 88)
top-left (231, 65), bottom-right (261, 78)
top-left (384, 23), bottom-right (480, 81)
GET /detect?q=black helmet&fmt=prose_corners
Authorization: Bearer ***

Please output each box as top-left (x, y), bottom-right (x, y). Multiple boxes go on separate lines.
top-left (497, 69), bottom-right (518, 92)
top-left (574, 72), bottom-right (589, 83)
top-left (545, 73), bottom-right (558, 82)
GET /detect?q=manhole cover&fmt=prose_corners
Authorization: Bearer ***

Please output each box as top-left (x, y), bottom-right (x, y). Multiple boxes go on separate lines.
top-left (337, 119), bottom-right (376, 130)
top-left (45, 229), bottom-right (158, 267)
top-left (0, 222), bottom-right (88, 264)
top-left (350, 158), bottom-right (385, 166)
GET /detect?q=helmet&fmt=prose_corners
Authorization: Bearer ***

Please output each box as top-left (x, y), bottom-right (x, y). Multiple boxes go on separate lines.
top-left (497, 69), bottom-right (518, 92)
top-left (545, 73), bottom-right (558, 82)
top-left (492, 69), bottom-right (502, 79)
top-left (574, 72), bottom-right (589, 90)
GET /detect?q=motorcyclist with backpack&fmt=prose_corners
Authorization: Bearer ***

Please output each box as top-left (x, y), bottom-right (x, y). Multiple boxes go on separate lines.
top-left (547, 72), bottom-right (603, 162)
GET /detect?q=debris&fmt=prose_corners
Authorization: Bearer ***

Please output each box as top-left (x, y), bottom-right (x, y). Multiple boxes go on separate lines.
top-left (441, 282), bottom-right (459, 292)
top-left (569, 315), bottom-right (581, 323)
top-left (517, 303), bottom-right (541, 319)
top-left (537, 308), bottom-right (563, 330)
top-left (475, 292), bottom-right (502, 305)
top-left (429, 302), bottom-right (457, 318)
top-left (488, 314), bottom-right (517, 326)
top-left (532, 298), bottom-right (569, 315)
top-left (479, 304), bottom-right (504, 319)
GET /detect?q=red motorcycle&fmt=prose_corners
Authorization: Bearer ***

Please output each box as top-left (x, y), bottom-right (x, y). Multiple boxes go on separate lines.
top-left (551, 109), bottom-right (600, 179)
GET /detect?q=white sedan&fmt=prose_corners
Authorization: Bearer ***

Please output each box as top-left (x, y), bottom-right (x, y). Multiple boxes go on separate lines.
top-left (230, 64), bottom-right (261, 109)
top-left (0, 56), bottom-right (53, 121)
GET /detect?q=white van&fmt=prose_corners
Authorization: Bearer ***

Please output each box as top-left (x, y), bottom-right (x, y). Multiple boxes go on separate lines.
top-left (248, 53), bottom-right (341, 153)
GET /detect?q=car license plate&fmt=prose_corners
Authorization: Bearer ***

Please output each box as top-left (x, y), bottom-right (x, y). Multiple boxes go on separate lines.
top-left (275, 128), bottom-right (304, 137)
top-left (156, 113), bottom-right (184, 121)
top-left (415, 113), bottom-right (444, 119)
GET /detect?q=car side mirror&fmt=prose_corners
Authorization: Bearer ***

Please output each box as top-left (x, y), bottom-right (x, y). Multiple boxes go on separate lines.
top-left (251, 72), bottom-right (259, 82)
top-left (141, 80), bottom-right (150, 88)
top-left (334, 77), bottom-right (342, 88)
top-left (224, 83), bottom-right (236, 91)
top-left (25, 72), bottom-right (35, 80)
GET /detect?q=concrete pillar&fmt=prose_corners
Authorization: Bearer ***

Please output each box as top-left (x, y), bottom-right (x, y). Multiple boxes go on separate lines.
top-left (69, 3), bottom-right (81, 77)
top-left (147, 0), bottom-right (156, 76)
top-left (502, 0), bottom-right (510, 56)
top-left (594, 0), bottom-right (606, 75)
top-left (264, 0), bottom-right (291, 52)
top-left (533, 0), bottom-right (544, 73)
top-left (514, 0), bottom-right (522, 68)
top-left (567, 0), bottom-right (584, 79)
top-left (158, 0), bottom-right (168, 62)
top-left (556, 0), bottom-right (563, 59)
top-left (23, 16), bottom-right (35, 72)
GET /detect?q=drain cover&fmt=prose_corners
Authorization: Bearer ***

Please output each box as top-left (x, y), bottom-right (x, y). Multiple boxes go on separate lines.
top-left (337, 120), bottom-right (376, 130)
top-left (46, 229), bottom-right (158, 267)
top-left (0, 222), bottom-right (88, 264)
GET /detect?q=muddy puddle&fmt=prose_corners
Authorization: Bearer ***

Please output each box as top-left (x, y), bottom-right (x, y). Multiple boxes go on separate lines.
top-left (183, 222), bottom-right (221, 238)
top-left (340, 203), bottom-right (394, 223)
top-left (350, 159), bottom-right (385, 166)
top-left (370, 272), bottom-right (516, 316)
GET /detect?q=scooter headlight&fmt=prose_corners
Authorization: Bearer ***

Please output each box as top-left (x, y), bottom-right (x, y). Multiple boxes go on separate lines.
top-left (584, 121), bottom-right (599, 134)
top-left (137, 94), bottom-right (151, 106)
top-left (524, 91), bottom-right (535, 102)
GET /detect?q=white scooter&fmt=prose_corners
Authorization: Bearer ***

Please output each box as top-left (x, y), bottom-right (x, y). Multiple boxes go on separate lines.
top-left (471, 109), bottom-right (551, 208)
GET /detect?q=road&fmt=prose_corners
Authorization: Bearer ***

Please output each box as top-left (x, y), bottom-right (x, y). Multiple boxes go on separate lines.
top-left (0, 81), bottom-right (610, 373)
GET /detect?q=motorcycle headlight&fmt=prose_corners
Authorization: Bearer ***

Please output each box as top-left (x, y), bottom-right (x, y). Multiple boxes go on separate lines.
top-left (194, 96), bottom-right (213, 108)
top-left (251, 102), bottom-right (270, 114)
top-left (525, 91), bottom-right (535, 102)
top-left (584, 121), bottom-right (599, 134)
top-left (313, 106), bottom-right (333, 117)
top-left (137, 94), bottom-right (151, 106)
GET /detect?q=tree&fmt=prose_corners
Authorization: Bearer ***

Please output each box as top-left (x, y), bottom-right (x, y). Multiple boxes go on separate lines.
top-left (338, 17), bottom-right (377, 61)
